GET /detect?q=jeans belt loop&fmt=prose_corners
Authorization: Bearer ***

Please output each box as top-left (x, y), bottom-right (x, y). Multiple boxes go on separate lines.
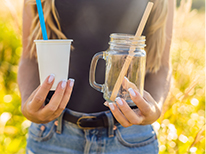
top-left (56, 111), bottom-right (64, 134)
top-left (105, 111), bottom-right (114, 138)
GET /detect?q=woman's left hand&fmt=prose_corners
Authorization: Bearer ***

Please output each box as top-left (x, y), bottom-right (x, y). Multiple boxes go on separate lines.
top-left (105, 88), bottom-right (162, 127)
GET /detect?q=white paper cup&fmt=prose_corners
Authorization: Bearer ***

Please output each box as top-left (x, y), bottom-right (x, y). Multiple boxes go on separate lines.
top-left (34, 39), bottom-right (73, 90)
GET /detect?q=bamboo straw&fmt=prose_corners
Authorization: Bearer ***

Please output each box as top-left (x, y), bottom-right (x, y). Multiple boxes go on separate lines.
top-left (110, 2), bottom-right (154, 101)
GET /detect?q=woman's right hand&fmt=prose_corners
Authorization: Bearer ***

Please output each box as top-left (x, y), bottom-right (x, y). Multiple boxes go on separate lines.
top-left (21, 74), bottom-right (74, 124)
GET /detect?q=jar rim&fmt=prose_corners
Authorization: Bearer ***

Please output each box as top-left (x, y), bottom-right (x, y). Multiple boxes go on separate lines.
top-left (110, 33), bottom-right (145, 41)
top-left (109, 33), bottom-right (146, 48)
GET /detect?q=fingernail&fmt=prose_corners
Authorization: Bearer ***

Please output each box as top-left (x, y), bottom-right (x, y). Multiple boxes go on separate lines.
top-left (128, 88), bottom-right (136, 97)
top-left (115, 97), bottom-right (123, 106)
top-left (109, 103), bottom-right (115, 110)
top-left (61, 80), bottom-right (67, 89)
top-left (48, 74), bottom-right (55, 83)
top-left (124, 76), bottom-right (129, 81)
top-left (104, 102), bottom-right (108, 107)
top-left (69, 78), bottom-right (75, 87)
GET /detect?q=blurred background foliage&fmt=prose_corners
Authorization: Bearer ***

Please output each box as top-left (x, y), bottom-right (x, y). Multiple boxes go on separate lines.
top-left (0, 0), bottom-right (205, 153)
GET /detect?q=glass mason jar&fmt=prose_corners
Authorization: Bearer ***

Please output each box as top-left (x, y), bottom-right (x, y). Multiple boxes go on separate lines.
top-left (89, 33), bottom-right (146, 106)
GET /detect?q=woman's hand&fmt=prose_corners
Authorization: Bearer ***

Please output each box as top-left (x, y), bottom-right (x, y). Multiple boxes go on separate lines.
top-left (21, 74), bottom-right (74, 124)
top-left (105, 77), bottom-right (162, 127)
top-left (107, 89), bottom-right (161, 127)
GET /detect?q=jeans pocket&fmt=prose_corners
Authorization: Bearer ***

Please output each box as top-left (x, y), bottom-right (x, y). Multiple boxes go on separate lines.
top-left (28, 121), bottom-right (55, 142)
top-left (116, 125), bottom-right (157, 148)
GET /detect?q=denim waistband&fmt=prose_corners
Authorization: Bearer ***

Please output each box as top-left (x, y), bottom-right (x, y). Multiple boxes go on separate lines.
top-left (56, 108), bottom-right (115, 138)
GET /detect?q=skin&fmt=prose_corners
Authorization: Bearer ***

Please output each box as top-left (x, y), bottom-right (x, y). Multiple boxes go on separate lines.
top-left (18, 0), bottom-right (174, 125)
top-left (107, 0), bottom-right (175, 127)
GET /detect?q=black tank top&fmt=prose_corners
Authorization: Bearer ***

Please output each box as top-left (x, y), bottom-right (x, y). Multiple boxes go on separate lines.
top-left (47, 0), bottom-right (149, 113)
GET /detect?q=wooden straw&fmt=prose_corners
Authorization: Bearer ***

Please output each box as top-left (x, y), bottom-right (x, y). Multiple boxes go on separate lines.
top-left (110, 2), bottom-right (154, 101)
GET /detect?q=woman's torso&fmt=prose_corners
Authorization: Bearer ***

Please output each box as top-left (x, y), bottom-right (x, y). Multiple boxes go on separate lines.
top-left (47, 0), bottom-right (149, 113)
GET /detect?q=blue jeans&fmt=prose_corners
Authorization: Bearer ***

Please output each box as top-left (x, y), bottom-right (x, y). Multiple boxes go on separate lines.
top-left (26, 109), bottom-right (159, 154)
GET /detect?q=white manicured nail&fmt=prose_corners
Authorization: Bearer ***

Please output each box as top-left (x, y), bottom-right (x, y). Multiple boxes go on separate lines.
top-left (69, 78), bottom-right (75, 87)
top-left (124, 76), bottom-right (129, 81)
top-left (61, 80), bottom-right (67, 89)
top-left (104, 102), bottom-right (108, 107)
top-left (128, 88), bottom-right (136, 97)
top-left (115, 97), bottom-right (123, 106)
top-left (109, 103), bottom-right (115, 110)
top-left (48, 74), bottom-right (55, 83)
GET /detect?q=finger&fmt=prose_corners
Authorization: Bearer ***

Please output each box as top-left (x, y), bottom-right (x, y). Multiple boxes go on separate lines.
top-left (27, 86), bottom-right (40, 101)
top-left (49, 78), bottom-right (75, 119)
top-left (128, 88), bottom-right (151, 115)
top-left (58, 78), bottom-right (74, 110)
top-left (122, 77), bottom-right (139, 92)
top-left (39, 79), bottom-right (67, 119)
top-left (115, 97), bottom-right (143, 125)
top-left (108, 103), bottom-right (132, 127)
top-left (23, 86), bottom-right (40, 112)
top-left (104, 101), bottom-right (109, 107)
top-left (28, 74), bottom-right (55, 112)
top-left (143, 90), bottom-right (156, 103)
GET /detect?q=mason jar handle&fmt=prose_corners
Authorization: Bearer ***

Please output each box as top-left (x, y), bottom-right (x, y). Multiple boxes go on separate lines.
top-left (89, 52), bottom-right (104, 92)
